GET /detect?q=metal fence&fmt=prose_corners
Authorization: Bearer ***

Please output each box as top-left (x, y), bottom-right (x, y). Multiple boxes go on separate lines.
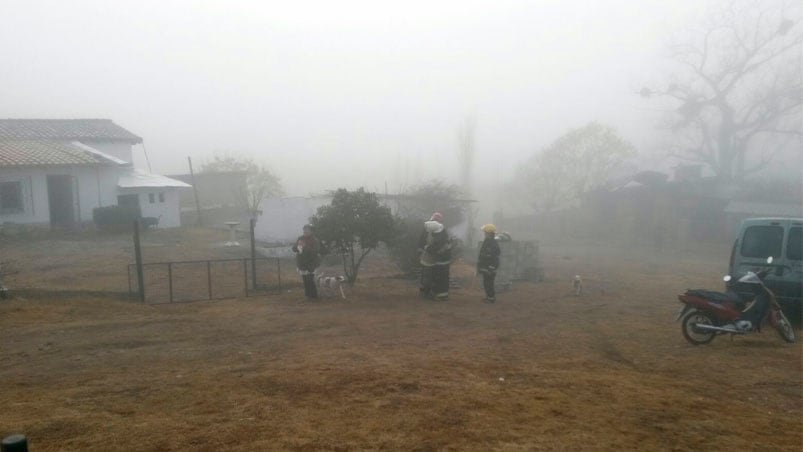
top-left (127, 257), bottom-right (288, 304)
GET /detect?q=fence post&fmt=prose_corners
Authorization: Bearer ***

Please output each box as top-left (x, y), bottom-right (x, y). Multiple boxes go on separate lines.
top-left (133, 220), bottom-right (145, 302)
top-left (127, 265), bottom-right (132, 295)
top-left (168, 262), bottom-right (173, 303)
top-left (207, 261), bottom-right (212, 300)
top-left (277, 258), bottom-right (281, 291)
top-left (250, 218), bottom-right (257, 290)
top-left (243, 258), bottom-right (249, 297)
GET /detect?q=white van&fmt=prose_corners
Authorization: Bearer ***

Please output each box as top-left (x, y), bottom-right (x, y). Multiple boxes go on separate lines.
top-left (728, 218), bottom-right (802, 319)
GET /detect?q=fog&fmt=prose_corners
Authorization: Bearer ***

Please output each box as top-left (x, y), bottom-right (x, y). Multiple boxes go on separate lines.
top-left (0, 0), bottom-right (789, 197)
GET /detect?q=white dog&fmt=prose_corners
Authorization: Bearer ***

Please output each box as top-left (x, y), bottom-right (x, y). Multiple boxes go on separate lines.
top-left (315, 273), bottom-right (347, 299)
top-left (573, 275), bottom-right (583, 296)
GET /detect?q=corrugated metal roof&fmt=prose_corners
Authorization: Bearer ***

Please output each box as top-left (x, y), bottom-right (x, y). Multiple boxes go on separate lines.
top-left (0, 140), bottom-right (105, 167)
top-left (118, 168), bottom-right (191, 189)
top-left (725, 200), bottom-right (803, 218)
top-left (0, 119), bottom-right (142, 143)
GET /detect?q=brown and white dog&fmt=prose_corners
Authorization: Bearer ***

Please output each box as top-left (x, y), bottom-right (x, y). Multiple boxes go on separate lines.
top-left (315, 273), bottom-right (347, 299)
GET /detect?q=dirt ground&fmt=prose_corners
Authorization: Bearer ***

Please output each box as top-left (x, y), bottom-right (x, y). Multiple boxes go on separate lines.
top-left (0, 235), bottom-right (801, 450)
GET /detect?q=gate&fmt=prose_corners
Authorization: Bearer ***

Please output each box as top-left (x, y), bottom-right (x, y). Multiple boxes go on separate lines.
top-left (127, 257), bottom-right (284, 304)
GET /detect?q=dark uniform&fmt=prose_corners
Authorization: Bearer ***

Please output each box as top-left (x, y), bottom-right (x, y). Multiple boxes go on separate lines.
top-left (477, 234), bottom-right (501, 302)
top-left (292, 234), bottom-right (320, 299)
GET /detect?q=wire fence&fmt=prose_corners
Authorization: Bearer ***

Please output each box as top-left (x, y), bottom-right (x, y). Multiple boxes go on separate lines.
top-left (127, 257), bottom-right (289, 304)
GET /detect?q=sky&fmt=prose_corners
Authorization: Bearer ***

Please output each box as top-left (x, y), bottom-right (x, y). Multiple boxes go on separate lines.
top-left (0, 0), bottom-right (726, 196)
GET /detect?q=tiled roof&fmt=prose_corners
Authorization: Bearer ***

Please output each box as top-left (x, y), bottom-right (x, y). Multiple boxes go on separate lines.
top-left (118, 168), bottom-right (191, 189)
top-left (0, 119), bottom-right (142, 143)
top-left (0, 140), bottom-right (106, 167)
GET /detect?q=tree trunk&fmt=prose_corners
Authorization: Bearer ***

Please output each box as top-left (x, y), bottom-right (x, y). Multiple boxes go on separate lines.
top-left (716, 105), bottom-right (735, 183)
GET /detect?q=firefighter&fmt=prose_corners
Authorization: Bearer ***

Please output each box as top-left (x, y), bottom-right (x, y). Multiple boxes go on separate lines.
top-left (420, 213), bottom-right (451, 300)
top-left (477, 224), bottom-right (501, 303)
top-left (291, 224), bottom-right (320, 299)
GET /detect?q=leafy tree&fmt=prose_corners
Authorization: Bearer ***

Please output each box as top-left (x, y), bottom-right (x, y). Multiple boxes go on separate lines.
top-left (311, 188), bottom-right (398, 285)
top-left (517, 123), bottom-right (636, 211)
top-left (388, 180), bottom-right (466, 273)
top-left (641, 0), bottom-right (802, 182)
top-left (201, 153), bottom-right (283, 219)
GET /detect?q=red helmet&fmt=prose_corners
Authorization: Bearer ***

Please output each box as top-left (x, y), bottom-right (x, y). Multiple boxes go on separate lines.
top-left (430, 212), bottom-right (443, 222)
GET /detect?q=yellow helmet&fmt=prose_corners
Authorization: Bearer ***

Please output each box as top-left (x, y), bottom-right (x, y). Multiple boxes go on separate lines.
top-left (481, 224), bottom-right (497, 233)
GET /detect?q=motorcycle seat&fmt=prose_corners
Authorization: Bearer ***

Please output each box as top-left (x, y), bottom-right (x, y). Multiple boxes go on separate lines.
top-left (686, 289), bottom-right (742, 304)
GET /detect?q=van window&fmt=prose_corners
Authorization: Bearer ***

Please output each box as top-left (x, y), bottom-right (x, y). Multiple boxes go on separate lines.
top-left (788, 227), bottom-right (802, 261)
top-left (740, 225), bottom-right (783, 258)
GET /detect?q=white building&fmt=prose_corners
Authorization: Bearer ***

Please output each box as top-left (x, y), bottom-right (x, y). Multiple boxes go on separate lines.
top-left (0, 119), bottom-right (189, 229)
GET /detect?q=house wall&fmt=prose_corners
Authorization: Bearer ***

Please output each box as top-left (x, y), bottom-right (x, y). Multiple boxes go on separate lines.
top-left (80, 140), bottom-right (133, 164)
top-left (0, 165), bottom-right (120, 225)
top-left (118, 187), bottom-right (182, 228)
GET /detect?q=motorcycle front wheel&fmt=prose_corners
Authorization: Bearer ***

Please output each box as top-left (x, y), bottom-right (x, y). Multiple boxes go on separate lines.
top-left (775, 311), bottom-right (796, 343)
top-left (681, 310), bottom-right (716, 345)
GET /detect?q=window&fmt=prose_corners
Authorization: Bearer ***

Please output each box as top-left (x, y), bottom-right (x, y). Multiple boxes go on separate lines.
top-left (158, 192), bottom-right (165, 203)
top-left (148, 193), bottom-right (155, 204)
top-left (0, 181), bottom-right (23, 213)
top-left (741, 225), bottom-right (784, 258)
top-left (788, 227), bottom-right (802, 261)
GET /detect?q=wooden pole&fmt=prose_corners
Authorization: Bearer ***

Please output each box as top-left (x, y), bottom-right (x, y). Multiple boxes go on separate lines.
top-left (250, 218), bottom-right (257, 290)
top-left (188, 156), bottom-right (202, 226)
top-left (133, 220), bottom-right (145, 302)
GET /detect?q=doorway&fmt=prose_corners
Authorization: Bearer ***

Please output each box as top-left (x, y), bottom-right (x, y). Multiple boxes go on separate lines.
top-left (47, 174), bottom-right (75, 228)
top-left (117, 194), bottom-right (141, 215)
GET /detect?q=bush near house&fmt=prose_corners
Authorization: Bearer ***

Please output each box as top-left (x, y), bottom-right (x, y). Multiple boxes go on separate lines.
top-left (93, 205), bottom-right (141, 231)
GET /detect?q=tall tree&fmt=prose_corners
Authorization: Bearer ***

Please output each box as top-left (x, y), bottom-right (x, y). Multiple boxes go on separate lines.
top-left (517, 123), bottom-right (636, 211)
top-left (457, 114), bottom-right (477, 246)
top-left (201, 153), bottom-right (283, 219)
top-left (312, 188), bottom-right (398, 285)
top-left (642, 0), bottom-right (802, 182)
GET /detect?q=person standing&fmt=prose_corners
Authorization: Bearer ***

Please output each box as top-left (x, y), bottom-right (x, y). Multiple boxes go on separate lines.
top-left (417, 212), bottom-right (444, 296)
top-left (292, 224), bottom-right (320, 299)
top-left (477, 224), bottom-right (501, 303)
top-left (420, 213), bottom-right (451, 301)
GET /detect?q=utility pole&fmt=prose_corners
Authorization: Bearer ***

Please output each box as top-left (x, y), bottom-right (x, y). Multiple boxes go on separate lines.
top-left (188, 156), bottom-right (202, 226)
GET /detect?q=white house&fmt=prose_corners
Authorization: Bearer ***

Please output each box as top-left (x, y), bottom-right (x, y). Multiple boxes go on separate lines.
top-left (0, 119), bottom-right (189, 228)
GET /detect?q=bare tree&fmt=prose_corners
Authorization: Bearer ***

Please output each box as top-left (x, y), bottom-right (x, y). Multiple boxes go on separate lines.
top-left (517, 123), bottom-right (636, 212)
top-left (642, 0), bottom-right (802, 182)
top-left (201, 153), bottom-right (284, 220)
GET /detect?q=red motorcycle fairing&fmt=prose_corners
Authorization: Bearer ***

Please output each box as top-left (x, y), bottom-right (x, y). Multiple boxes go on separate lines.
top-left (677, 292), bottom-right (742, 321)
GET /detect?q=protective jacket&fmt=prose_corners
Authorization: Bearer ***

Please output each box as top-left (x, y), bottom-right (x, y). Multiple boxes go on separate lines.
top-left (477, 236), bottom-right (500, 273)
top-left (292, 235), bottom-right (321, 273)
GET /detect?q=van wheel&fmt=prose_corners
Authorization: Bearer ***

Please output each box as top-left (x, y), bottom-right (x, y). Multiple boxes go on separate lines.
top-left (681, 310), bottom-right (716, 345)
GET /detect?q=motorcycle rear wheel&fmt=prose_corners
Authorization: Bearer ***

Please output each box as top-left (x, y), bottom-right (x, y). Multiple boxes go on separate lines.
top-left (681, 310), bottom-right (716, 345)
top-left (775, 311), bottom-right (796, 343)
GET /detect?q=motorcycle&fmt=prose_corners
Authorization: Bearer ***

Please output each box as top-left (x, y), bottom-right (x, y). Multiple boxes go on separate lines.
top-left (676, 256), bottom-right (796, 345)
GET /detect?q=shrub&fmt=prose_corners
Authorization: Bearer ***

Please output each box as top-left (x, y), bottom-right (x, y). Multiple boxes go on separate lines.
top-left (93, 205), bottom-right (141, 231)
top-left (387, 181), bottom-right (467, 274)
top-left (311, 188), bottom-right (398, 285)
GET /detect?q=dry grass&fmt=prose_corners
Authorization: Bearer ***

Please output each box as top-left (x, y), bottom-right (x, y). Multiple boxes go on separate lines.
top-left (0, 240), bottom-right (801, 451)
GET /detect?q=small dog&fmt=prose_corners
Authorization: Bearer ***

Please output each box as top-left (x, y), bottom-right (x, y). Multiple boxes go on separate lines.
top-left (573, 275), bottom-right (583, 296)
top-left (315, 273), bottom-right (347, 299)
top-left (140, 216), bottom-right (161, 229)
